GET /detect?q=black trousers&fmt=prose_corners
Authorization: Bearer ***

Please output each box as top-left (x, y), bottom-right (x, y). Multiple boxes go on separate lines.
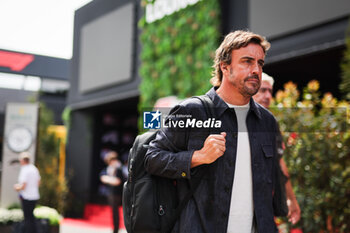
top-left (108, 194), bottom-right (122, 233)
top-left (20, 198), bottom-right (37, 233)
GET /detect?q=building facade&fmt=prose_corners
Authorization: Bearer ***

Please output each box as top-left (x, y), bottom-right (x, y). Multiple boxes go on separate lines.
top-left (66, 0), bottom-right (350, 215)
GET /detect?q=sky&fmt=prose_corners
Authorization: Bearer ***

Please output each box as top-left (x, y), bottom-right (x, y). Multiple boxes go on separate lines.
top-left (0, 0), bottom-right (92, 59)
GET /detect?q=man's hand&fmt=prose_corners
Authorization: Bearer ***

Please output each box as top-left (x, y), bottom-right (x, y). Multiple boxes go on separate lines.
top-left (287, 198), bottom-right (301, 224)
top-left (101, 175), bottom-right (121, 186)
top-left (14, 183), bottom-right (25, 192)
top-left (191, 132), bottom-right (226, 168)
top-left (282, 158), bottom-right (301, 225)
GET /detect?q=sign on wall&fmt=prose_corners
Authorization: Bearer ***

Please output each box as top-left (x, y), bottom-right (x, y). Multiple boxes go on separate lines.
top-left (78, 2), bottom-right (134, 94)
top-left (0, 103), bottom-right (39, 207)
top-left (145, 0), bottom-right (200, 23)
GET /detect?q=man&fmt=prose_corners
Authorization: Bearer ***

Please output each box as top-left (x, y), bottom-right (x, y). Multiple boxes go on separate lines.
top-left (14, 152), bottom-right (41, 233)
top-left (145, 30), bottom-right (280, 232)
top-left (100, 151), bottom-right (123, 233)
top-left (253, 72), bottom-right (301, 224)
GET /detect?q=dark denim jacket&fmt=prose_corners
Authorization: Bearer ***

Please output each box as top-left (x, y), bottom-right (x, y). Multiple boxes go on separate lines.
top-left (145, 88), bottom-right (279, 233)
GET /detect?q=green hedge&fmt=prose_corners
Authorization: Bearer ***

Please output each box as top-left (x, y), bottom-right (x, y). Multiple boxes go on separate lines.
top-left (36, 103), bottom-right (68, 214)
top-left (272, 81), bottom-right (350, 232)
top-left (138, 0), bottom-right (221, 130)
top-left (340, 22), bottom-right (350, 101)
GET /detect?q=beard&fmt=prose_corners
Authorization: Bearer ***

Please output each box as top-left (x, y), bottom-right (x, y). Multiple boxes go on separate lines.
top-left (241, 74), bottom-right (261, 97)
top-left (229, 69), bottom-right (261, 97)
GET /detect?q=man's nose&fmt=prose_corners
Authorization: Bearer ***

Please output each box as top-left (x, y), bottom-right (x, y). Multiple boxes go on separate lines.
top-left (264, 90), bottom-right (272, 99)
top-left (252, 62), bottom-right (260, 75)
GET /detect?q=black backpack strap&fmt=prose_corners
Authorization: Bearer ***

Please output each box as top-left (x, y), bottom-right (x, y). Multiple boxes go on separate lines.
top-left (195, 95), bottom-right (216, 127)
top-left (163, 95), bottom-right (215, 233)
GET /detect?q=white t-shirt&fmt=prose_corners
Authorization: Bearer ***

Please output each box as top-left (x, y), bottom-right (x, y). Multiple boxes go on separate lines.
top-left (226, 102), bottom-right (255, 233)
top-left (18, 164), bottom-right (41, 200)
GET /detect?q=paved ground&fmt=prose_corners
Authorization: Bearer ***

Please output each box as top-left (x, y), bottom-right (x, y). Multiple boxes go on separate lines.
top-left (59, 222), bottom-right (127, 233)
top-left (59, 204), bottom-right (126, 233)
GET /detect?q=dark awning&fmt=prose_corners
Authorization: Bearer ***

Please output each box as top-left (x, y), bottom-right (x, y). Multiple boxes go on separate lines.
top-left (266, 16), bottom-right (349, 64)
top-left (0, 49), bottom-right (70, 80)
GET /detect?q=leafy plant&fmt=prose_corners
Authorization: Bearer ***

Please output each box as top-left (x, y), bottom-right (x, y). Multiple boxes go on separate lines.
top-left (0, 208), bottom-right (23, 225)
top-left (340, 21), bottom-right (350, 101)
top-left (0, 206), bottom-right (62, 226)
top-left (138, 0), bottom-right (221, 131)
top-left (34, 206), bottom-right (63, 225)
top-left (36, 103), bottom-right (68, 214)
top-left (271, 81), bottom-right (350, 232)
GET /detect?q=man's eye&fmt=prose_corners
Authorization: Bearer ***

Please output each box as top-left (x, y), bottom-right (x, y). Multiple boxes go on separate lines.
top-left (260, 88), bottom-right (272, 94)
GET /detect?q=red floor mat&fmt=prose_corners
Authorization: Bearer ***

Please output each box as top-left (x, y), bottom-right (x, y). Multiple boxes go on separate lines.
top-left (62, 204), bottom-right (125, 229)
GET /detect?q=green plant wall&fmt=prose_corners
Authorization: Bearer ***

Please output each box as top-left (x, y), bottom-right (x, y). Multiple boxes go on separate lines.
top-left (36, 103), bottom-right (68, 214)
top-left (138, 0), bottom-right (221, 130)
top-left (340, 21), bottom-right (350, 101)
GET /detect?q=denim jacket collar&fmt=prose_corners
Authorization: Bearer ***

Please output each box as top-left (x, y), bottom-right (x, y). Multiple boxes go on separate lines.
top-left (206, 87), bottom-right (262, 119)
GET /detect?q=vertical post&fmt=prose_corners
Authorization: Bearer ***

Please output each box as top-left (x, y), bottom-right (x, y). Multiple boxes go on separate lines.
top-left (0, 103), bottom-right (39, 207)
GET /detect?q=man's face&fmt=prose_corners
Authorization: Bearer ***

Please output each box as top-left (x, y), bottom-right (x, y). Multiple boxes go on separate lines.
top-left (109, 158), bottom-right (119, 167)
top-left (224, 43), bottom-right (265, 98)
top-left (253, 80), bottom-right (273, 108)
top-left (19, 159), bottom-right (25, 166)
top-left (19, 158), bottom-right (28, 166)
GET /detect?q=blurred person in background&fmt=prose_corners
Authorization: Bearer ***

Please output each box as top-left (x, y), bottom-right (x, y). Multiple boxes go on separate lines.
top-left (253, 72), bottom-right (301, 224)
top-left (14, 152), bottom-right (41, 233)
top-left (100, 151), bottom-right (124, 233)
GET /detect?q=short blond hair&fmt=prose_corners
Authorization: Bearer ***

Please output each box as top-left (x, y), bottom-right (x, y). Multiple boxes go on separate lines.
top-left (211, 30), bottom-right (271, 87)
top-left (19, 152), bottom-right (30, 163)
top-left (262, 72), bottom-right (274, 86)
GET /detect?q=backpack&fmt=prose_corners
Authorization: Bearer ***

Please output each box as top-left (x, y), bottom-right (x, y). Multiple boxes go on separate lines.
top-left (122, 95), bottom-right (215, 233)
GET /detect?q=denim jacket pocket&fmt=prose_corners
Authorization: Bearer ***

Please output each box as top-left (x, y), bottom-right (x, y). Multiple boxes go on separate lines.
top-left (262, 144), bottom-right (273, 158)
top-left (262, 144), bottom-right (273, 183)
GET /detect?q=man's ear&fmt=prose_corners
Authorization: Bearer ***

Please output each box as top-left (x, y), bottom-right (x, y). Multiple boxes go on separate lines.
top-left (220, 62), bottom-right (229, 77)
